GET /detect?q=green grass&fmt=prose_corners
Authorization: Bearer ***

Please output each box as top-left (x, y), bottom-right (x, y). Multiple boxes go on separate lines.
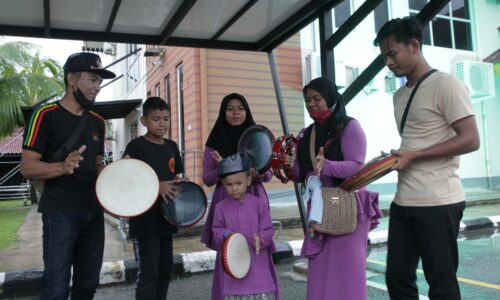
top-left (0, 203), bottom-right (30, 250)
top-left (0, 199), bottom-right (26, 209)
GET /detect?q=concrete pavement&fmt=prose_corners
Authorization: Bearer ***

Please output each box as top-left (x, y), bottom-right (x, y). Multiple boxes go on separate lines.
top-left (1, 188), bottom-right (500, 299)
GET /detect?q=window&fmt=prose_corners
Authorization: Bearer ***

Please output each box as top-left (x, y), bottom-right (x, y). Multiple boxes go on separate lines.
top-left (176, 64), bottom-right (185, 171)
top-left (334, 0), bottom-right (351, 28)
top-left (164, 74), bottom-right (172, 138)
top-left (409, 0), bottom-right (472, 51)
top-left (129, 122), bottom-right (138, 140)
top-left (155, 83), bottom-right (161, 97)
top-left (125, 44), bottom-right (141, 93)
top-left (374, 0), bottom-right (389, 33)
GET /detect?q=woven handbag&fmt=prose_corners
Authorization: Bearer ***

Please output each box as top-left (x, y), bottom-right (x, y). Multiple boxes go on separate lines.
top-left (313, 187), bottom-right (357, 235)
top-left (308, 125), bottom-right (357, 235)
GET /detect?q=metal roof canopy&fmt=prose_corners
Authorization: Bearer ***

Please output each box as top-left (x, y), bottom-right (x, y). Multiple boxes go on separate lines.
top-left (1, 0), bottom-right (451, 234)
top-left (0, 0), bottom-right (341, 52)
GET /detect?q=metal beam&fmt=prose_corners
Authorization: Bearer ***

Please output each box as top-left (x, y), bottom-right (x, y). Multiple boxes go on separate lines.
top-left (211, 0), bottom-right (258, 41)
top-left (319, 8), bottom-right (335, 82)
top-left (256, 0), bottom-right (343, 52)
top-left (159, 0), bottom-right (197, 45)
top-left (0, 25), bottom-right (257, 51)
top-left (43, 0), bottom-right (50, 37)
top-left (326, 0), bottom-right (383, 50)
top-left (105, 0), bottom-right (121, 33)
top-left (267, 51), bottom-right (307, 234)
top-left (166, 37), bottom-right (257, 51)
top-left (342, 0), bottom-right (451, 104)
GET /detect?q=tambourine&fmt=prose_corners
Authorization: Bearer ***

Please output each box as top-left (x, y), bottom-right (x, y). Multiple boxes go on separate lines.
top-left (96, 159), bottom-right (159, 217)
top-left (237, 125), bottom-right (275, 174)
top-left (221, 232), bottom-right (251, 279)
top-left (271, 134), bottom-right (297, 183)
top-left (160, 181), bottom-right (207, 227)
top-left (340, 153), bottom-right (397, 191)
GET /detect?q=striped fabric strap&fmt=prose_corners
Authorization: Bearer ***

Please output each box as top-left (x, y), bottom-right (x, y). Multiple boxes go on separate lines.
top-left (23, 104), bottom-right (58, 147)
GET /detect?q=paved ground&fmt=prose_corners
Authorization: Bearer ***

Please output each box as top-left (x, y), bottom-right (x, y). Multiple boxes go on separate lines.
top-left (1, 187), bottom-right (499, 299)
top-left (13, 229), bottom-right (500, 300)
top-left (1, 188), bottom-right (500, 272)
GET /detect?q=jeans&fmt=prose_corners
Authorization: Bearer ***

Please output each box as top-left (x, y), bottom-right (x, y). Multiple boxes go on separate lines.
top-left (40, 212), bottom-right (104, 300)
top-left (386, 201), bottom-right (465, 300)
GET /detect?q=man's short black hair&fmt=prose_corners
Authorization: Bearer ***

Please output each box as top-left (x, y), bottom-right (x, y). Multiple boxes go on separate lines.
top-left (142, 97), bottom-right (170, 117)
top-left (374, 17), bottom-right (423, 48)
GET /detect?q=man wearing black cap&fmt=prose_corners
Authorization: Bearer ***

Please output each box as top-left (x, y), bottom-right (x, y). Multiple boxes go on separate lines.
top-left (20, 52), bottom-right (116, 299)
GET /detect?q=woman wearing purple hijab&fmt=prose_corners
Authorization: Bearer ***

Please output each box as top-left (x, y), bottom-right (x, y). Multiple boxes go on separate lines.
top-left (286, 77), bottom-right (382, 299)
top-left (200, 93), bottom-right (277, 300)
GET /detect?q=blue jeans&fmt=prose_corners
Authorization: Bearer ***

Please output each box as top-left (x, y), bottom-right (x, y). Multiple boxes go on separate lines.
top-left (41, 212), bottom-right (104, 300)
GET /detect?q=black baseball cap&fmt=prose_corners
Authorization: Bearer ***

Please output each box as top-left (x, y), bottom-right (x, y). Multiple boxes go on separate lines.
top-left (63, 52), bottom-right (116, 79)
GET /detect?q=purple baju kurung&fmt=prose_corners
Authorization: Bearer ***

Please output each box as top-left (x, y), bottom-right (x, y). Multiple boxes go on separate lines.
top-left (201, 146), bottom-right (275, 300)
top-left (292, 119), bottom-right (383, 300)
top-left (212, 194), bottom-right (279, 298)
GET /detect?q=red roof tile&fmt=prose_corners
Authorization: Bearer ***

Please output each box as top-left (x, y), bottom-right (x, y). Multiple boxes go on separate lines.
top-left (0, 128), bottom-right (23, 155)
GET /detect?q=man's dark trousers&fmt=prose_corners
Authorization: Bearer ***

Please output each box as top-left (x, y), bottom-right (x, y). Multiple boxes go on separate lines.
top-left (386, 201), bottom-right (465, 300)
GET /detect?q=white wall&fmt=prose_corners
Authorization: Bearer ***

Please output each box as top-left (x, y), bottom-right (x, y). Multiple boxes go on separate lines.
top-left (300, 0), bottom-right (500, 185)
top-left (109, 43), bottom-right (148, 161)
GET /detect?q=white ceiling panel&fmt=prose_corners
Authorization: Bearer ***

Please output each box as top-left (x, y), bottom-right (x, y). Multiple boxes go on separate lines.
top-left (0, 0), bottom-right (44, 27)
top-left (219, 0), bottom-right (306, 42)
top-left (112, 0), bottom-right (182, 35)
top-left (172, 0), bottom-right (247, 39)
top-left (51, 0), bottom-right (114, 31)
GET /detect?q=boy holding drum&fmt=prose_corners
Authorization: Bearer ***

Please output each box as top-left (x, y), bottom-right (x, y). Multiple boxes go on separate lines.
top-left (123, 97), bottom-right (184, 300)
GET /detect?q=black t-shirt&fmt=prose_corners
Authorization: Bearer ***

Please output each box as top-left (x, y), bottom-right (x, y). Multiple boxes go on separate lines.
top-left (22, 102), bottom-right (105, 212)
top-left (124, 136), bottom-right (184, 237)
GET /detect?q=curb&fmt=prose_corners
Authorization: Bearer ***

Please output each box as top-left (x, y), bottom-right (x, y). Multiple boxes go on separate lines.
top-left (1, 215), bottom-right (499, 299)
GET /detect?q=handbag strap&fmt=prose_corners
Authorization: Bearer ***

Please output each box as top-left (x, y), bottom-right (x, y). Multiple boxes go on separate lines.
top-left (309, 125), bottom-right (317, 171)
top-left (47, 111), bottom-right (89, 162)
top-left (400, 69), bottom-right (437, 135)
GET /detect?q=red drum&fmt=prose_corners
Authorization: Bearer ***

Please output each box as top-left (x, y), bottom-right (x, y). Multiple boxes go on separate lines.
top-left (221, 232), bottom-right (251, 279)
top-left (237, 125), bottom-right (275, 174)
top-left (160, 181), bottom-right (207, 227)
top-left (340, 153), bottom-right (397, 192)
top-left (271, 134), bottom-right (297, 183)
top-left (96, 159), bottom-right (159, 217)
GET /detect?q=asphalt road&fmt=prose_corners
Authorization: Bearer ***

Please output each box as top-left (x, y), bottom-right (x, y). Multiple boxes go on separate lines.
top-left (13, 229), bottom-right (499, 300)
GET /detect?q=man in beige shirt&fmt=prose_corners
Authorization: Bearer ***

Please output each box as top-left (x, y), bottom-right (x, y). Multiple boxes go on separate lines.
top-left (375, 17), bottom-right (480, 300)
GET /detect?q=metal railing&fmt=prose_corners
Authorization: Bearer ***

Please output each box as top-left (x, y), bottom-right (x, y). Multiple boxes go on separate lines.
top-left (0, 183), bottom-right (32, 205)
top-left (181, 149), bottom-right (204, 183)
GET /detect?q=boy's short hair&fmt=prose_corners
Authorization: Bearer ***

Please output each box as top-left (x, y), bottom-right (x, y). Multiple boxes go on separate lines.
top-left (142, 97), bottom-right (170, 117)
top-left (374, 17), bottom-right (423, 48)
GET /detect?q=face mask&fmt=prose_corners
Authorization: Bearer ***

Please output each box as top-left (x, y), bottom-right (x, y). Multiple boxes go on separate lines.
top-left (309, 102), bottom-right (336, 124)
top-left (309, 110), bottom-right (332, 124)
top-left (73, 88), bottom-right (94, 110)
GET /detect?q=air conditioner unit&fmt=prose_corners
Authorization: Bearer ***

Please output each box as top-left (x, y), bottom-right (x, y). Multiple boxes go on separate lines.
top-left (454, 60), bottom-right (495, 99)
top-left (82, 41), bottom-right (104, 53)
top-left (103, 43), bottom-right (116, 55)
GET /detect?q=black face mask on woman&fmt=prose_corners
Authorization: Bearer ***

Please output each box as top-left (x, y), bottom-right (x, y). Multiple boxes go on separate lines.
top-left (73, 88), bottom-right (94, 111)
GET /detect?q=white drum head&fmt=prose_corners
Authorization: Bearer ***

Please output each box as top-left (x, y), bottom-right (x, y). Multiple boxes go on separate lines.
top-left (96, 159), bottom-right (159, 217)
top-left (222, 233), bottom-right (251, 279)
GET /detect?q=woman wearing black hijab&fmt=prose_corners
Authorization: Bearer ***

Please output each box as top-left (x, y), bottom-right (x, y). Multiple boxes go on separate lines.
top-left (200, 93), bottom-right (278, 300)
top-left (287, 77), bottom-right (382, 300)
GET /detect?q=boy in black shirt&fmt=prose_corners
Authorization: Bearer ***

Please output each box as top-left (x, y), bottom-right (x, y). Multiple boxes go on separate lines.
top-left (123, 97), bottom-right (184, 300)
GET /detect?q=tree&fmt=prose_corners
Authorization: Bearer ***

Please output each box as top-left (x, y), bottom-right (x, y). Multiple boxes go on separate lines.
top-left (0, 41), bottom-right (64, 138)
